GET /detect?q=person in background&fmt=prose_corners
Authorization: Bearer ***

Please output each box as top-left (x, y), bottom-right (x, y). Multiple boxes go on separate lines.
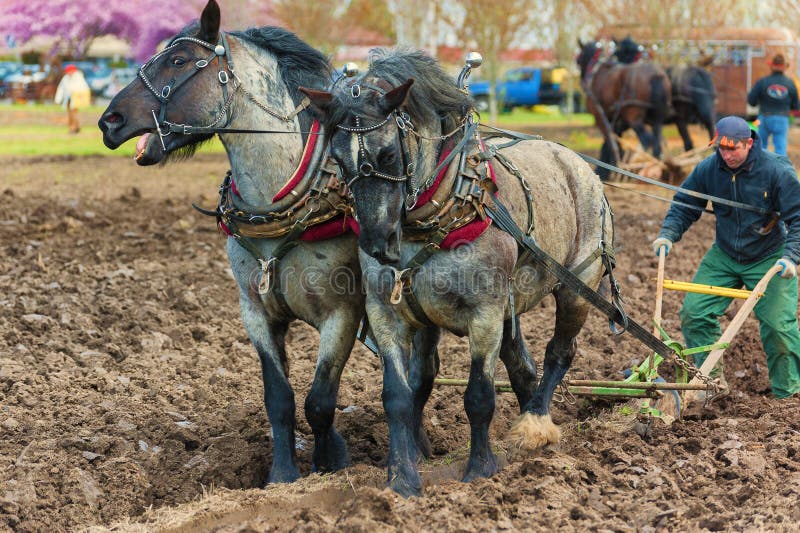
top-left (747, 54), bottom-right (799, 156)
top-left (54, 64), bottom-right (91, 134)
top-left (652, 116), bottom-right (800, 401)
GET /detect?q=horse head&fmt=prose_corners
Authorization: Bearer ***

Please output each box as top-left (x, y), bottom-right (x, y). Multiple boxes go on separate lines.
top-left (576, 39), bottom-right (603, 80)
top-left (303, 49), bottom-right (472, 266)
top-left (99, 0), bottom-right (226, 165)
top-left (302, 76), bottom-right (413, 265)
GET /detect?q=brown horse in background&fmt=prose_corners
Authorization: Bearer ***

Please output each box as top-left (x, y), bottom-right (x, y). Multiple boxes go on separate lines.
top-left (577, 40), bottom-right (672, 179)
top-left (667, 64), bottom-right (717, 151)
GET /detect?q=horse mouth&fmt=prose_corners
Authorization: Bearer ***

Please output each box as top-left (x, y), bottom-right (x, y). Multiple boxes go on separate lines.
top-left (133, 132), bottom-right (164, 166)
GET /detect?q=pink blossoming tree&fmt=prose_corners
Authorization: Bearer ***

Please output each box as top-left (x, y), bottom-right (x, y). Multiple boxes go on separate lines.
top-left (0, 0), bottom-right (205, 60)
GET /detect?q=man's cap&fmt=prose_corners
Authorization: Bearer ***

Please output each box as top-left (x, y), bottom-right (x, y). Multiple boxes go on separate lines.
top-left (769, 53), bottom-right (787, 71)
top-left (64, 64), bottom-right (77, 73)
top-left (709, 116), bottom-right (751, 148)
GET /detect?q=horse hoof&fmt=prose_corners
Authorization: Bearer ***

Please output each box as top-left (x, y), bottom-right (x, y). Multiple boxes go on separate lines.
top-left (462, 455), bottom-right (499, 482)
top-left (312, 454), bottom-right (351, 474)
top-left (267, 466), bottom-right (301, 484)
top-left (313, 431), bottom-right (351, 473)
top-left (506, 413), bottom-right (561, 452)
top-left (389, 477), bottom-right (422, 498)
top-left (388, 465), bottom-right (422, 498)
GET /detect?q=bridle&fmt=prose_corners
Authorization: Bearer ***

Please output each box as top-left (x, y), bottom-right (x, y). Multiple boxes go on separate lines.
top-left (137, 31), bottom-right (315, 148)
top-left (335, 80), bottom-right (474, 210)
top-left (335, 82), bottom-right (418, 207)
top-left (138, 33), bottom-right (237, 149)
top-left (579, 43), bottom-right (603, 83)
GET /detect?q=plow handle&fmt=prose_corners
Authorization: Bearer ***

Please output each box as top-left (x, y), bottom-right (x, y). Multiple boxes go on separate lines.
top-left (684, 263), bottom-right (783, 403)
top-left (650, 246), bottom-right (667, 372)
top-left (653, 246), bottom-right (667, 336)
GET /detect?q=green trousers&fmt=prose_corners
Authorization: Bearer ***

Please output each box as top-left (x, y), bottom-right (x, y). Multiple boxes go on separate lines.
top-left (680, 244), bottom-right (800, 398)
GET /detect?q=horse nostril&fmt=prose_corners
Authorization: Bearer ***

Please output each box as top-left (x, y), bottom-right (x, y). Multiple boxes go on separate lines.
top-left (102, 112), bottom-right (125, 130)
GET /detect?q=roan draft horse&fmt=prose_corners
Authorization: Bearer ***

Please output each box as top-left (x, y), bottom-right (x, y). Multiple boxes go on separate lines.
top-left (98, 0), bottom-right (442, 485)
top-left (577, 39), bottom-right (672, 179)
top-left (301, 49), bottom-right (615, 497)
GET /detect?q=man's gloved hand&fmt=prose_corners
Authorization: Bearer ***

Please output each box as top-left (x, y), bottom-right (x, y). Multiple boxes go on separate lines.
top-left (652, 237), bottom-right (673, 257)
top-left (776, 257), bottom-right (797, 279)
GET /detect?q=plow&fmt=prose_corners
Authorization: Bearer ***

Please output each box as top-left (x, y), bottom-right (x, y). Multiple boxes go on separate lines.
top-left (434, 247), bottom-right (782, 429)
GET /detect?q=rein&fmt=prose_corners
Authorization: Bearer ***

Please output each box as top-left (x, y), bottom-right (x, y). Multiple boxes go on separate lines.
top-left (477, 123), bottom-right (776, 217)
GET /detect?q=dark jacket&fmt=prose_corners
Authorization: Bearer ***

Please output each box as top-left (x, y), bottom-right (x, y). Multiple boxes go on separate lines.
top-left (747, 72), bottom-right (799, 116)
top-left (659, 132), bottom-right (800, 264)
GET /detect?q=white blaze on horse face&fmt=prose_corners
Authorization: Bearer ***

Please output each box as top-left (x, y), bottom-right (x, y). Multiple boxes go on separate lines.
top-left (346, 132), bottom-right (360, 180)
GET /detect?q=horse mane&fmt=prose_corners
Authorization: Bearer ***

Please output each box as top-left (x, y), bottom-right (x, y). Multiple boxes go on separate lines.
top-left (231, 27), bottom-right (333, 100)
top-left (163, 22), bottom-right (332, 163)
top-left (177, 21), bottom-right (333, 103)
top-left (327, 48), bottom-right (471, 134)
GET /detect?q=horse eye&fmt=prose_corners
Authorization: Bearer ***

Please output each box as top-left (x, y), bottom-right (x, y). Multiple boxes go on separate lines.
top-left (171, 57), bottom-right (186, 67)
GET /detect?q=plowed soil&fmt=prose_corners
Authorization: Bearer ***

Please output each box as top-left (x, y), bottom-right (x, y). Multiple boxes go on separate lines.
top-left (1, 124), bottom-right (799, 532)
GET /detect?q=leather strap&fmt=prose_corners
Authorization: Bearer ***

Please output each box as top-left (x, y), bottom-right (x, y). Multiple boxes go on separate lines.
top-left (477, 124), bottom-right (776, 217)
top-left (483, 195), bottom-right (676, 359)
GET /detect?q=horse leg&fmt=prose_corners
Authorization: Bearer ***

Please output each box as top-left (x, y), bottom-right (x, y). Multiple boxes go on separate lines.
top-left (408, 326), bottom-right (441, 460)
top-left (462, 310), bottom-right (505, 482)
top-left (239, 295), bottom-right (300, 483)
top-left (373, 311), bottom-right (421, 497)
top-left (304, 311), bottom-right (358, 473)
top-left (499, 315), bottom-right (538, 410)
top-left (597, 139), bottom-right (613, 180)
top-left (651, 121), bottom-right (665, 159)
top-left (674, 103), bottom-right (694, 151)
top-left (698, 100), bottom-right (716, 142)
top-left (509, 288), bottom-right (590, 451)
top-left (631, 121), bottom-right (656, 155)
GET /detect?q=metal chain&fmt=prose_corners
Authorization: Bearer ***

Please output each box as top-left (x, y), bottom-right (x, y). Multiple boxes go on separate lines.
top-left (406, 113), bottom-right (470, 141)
top-left (667, 351), bottom-right (720, 393)
top-left (238, 78), bottom-right (305, 123)
top-left (203, 79), bottom-right (240, 128)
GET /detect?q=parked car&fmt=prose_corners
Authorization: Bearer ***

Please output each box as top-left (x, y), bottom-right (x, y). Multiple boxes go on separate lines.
top-left (0, 62), bottom-right (23, 97)
top-left (83, 65), bottom-right (114, 96)
top-left (469, 66), bottom-right (580, 113)
top-left (102, 67), bottom-right (138, 99)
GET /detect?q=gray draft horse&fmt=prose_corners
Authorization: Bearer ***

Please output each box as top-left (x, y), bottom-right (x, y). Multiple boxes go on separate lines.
top-left (98, 1), bottom-right (440, 484)
top-left (301, 49), bottom-right (614, 496)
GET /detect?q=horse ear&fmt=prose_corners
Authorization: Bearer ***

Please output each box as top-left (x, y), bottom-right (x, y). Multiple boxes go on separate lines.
top-left (578, 38), bottom-right (584, 49)
top-left (298, 87), bottom-right (333, 117)
top-left (200, 0), bottom-right (221, 43)
top-left (380, 79), bottom-right (414, 114)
